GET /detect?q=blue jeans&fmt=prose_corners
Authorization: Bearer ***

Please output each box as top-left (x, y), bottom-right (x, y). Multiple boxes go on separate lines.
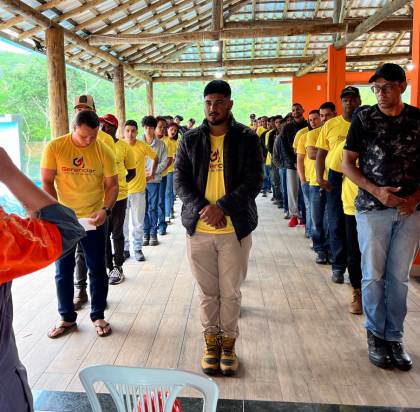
top-left (279, 168), bottom-right (288, 213)
top-left (144, 182), bottom-right (160, 236)
top-left (301, 182), bottom-right (312, 237)
top-left (326, 169), bottom-right (346, 272)
top-left (263, 165), bottom-right (272, 192)
top-left (158, 175), bottom-right (167, 231)
top-left (165, 172), bottom-right (174, 219)
top-left (356, 209), bottom-right (420, 342)
top-left (309, 185), bottom-right (329, 254)
top-left (55, 223), bottom-right (108, 322)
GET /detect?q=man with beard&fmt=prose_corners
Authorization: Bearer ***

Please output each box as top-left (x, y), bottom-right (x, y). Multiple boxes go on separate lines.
top-left (174, 80), bottom-right (263, 377)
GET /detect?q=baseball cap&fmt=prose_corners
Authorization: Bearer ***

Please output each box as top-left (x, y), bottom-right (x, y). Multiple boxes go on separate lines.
top-left (369, 63), bottom-right (406, 83)
top-left (74, 95), bottom-right (95, 110)
top-left (340, 86), bottom-right (360, 99)
top-left (99, 114), bottom-right (118, 128)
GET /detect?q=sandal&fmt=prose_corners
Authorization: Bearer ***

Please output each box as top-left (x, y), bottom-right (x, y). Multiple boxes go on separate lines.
top-left (94, 321), bottom-right (112, 337)
top-left (47, 322), bottom-right (77, 339)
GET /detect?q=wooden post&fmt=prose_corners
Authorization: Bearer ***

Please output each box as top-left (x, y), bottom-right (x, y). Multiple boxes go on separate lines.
top-left (113, 64), bottom-right (126, 136)
top-left (411, 0), bottom-right (420, 106)
top-left (327, 45), bottom-right (346, 113)
top-left (45, 27), bottom-right (69, 138)
top-left (147, 81), bottom-right (154, 116)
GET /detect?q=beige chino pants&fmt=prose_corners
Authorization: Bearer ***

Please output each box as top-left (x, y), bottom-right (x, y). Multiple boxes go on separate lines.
top-left (186, 232), bottom-right (252, 338)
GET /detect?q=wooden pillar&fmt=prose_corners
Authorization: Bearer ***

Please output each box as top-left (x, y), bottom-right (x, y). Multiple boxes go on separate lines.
top-left (113, 64), bottom-right (126, 136)
top-left (411, 0), bottom-right (420, 106)
top-left (327, 45), bottom-right (346, 114)
top-left (146, 81), bottom-right (154, 116)
top-left (45, 27), bottom-right (69, 138)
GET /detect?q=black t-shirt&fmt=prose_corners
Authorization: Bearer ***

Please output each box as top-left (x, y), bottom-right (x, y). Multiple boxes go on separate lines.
top-left (345, 104), bottom-right (420, 212)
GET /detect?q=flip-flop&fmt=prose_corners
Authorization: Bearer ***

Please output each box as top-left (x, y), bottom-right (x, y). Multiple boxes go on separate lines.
top-left (47, 322), bottom-right (77, 339)
top-left (94, 322), bottom-right (112, 337)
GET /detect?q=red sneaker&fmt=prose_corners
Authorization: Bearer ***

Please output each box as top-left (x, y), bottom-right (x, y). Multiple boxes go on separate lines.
top-left (288, 216), bottom-right (298, 227)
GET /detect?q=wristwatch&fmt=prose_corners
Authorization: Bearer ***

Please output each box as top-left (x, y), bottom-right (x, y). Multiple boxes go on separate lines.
top-left (102, 207), bottom-right (112, 216)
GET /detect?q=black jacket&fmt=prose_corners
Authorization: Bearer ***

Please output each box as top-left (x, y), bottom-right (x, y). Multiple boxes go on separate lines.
top-left (174, 116), bottom-right (263, 240)
top-left (278, 119), bottom-right (308, 170)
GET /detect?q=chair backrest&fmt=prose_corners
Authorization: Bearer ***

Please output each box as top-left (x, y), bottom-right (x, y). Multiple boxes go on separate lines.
top-left (79, 365), bottom-right (219, 412)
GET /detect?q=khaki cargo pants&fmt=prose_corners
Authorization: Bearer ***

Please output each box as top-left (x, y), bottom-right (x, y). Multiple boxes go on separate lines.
top-left (186, 232), bottom-right (252, 338)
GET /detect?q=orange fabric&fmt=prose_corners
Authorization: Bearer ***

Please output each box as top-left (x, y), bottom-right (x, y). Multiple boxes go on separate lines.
top-left (0, 208), bottom-right (62, 284)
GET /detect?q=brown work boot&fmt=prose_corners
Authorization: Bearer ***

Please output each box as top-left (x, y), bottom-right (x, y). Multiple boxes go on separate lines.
top-left (73, 288), bottom-right (88, 311)
top-left (200, 334), bottom-right (220, 375)
top-left (349, 288), bottom-right (363, 315)
top-left (220, 336), bottom-right (239, 376)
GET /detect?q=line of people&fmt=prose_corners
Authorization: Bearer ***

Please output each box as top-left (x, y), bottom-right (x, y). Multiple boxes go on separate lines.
top-left (40, 94), bottom-right (193, 338)
top-left (253, 63), bottom-right (420, 371)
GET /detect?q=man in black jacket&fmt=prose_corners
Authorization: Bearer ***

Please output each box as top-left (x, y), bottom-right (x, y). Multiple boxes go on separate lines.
top-left (279, 103), bottom-right (308, 226)
top-left (174, 80), bottom-right (263, 377)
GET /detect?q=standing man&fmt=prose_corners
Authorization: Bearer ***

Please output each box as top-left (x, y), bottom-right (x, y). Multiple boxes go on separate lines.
top-left (343, 64), bottom-right (420, 371)
top-left (279, 103), bottom-right (308, 227)
top-left (175, 80), bottom-right (263, 376)
top-left (100, 114), bottom-right (136, 284)
top-left (297, 110), bottom-right (322, 239)
top-left (306, 102), bottom-right (336, 264)
top-left (142, 116), bottom-right (168, 247)
top-left (123, 120), bottom-right (158, 262)
top-left (268, 115), bottom-right (283, 208)
top-left (316, 87), bottom-right (360, 283)
top-left (72, 95), bottom-right (115, 309)
top-left (41, 110), bottom-right (118, 338)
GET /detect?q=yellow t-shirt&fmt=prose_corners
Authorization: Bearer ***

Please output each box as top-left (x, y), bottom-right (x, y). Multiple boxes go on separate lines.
top-left (127, 140), bottom-right (157, 194)
top-left (196, 134), bottom-right (235, 234)
top-left (256, 126), bottom-right (266, 137)
top-left (334, 139), bottom-right (358, 216)
top-left (304, 127), bottom-right (322, 186)
top-left (315, 115), bottom-right (350, 173)
top-left (265, 130), bottom-right (274, 166)
top-left (97, 129), bottom-right (116, 153)
top-left (296, 132), bottom-right (311, 182)
top-left (293, 126), bottom-right (309, 151)
top-left (115, 139), bottom-right (136, 201)
top-left (161, 136), bottom-right (178, 176)
top-left (41, 133), bottom-right (117, 218)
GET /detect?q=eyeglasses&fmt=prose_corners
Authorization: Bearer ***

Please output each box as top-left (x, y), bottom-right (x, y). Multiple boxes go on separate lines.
top-left (370, 83), bottom-right (397, 95)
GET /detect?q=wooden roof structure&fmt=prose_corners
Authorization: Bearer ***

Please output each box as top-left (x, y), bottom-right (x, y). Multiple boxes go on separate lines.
top-left (0, 0), bottom-right (414, 88)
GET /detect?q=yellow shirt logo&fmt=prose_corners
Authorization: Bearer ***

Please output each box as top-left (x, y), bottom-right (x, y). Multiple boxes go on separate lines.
top-left (73, 156), bottom-right (85, 168)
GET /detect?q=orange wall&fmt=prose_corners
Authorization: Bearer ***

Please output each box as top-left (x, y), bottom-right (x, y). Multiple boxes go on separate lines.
top-left (411, 0), bottom-right (420, 106)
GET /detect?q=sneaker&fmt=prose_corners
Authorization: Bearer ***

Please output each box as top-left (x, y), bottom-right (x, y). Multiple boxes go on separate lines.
top-left (262, 191), bottom-right (267, 198)
top-left (201, 334), bottom-right (220, 375)
top-left (277, 203), bottom-right (283, 209)
top-left (315, 252), bottom-right (327, 264)
top-left (149, 235), bottom-right (159, 246)
top-left (367, 330), bottom-right (392, 369)
top-left (109, 266), bottom-right (124, 285)
top-left (220, 336), bottom-right (239, 376)
top-left (284, 212), bottom-right (291, 219)
top-left (159, 228), bottom-right (167, 236)
top-left (123, 250), bottom-right (130, 260)
top-left (331, 270), bottom-right (345, 284)
top-left (73, 288), bottom-right (88, 311)
top-left (288, 216), bottom-right (298, 227)
top-left (270, 197), bottom-right (275, 202)
top-left (386, 341), bottom-right (412, 371)
top-left (143, 235), bottom-right (150, 246)
top-left (134, 250), bottom-right (145, 262)
top-left (349, 288), bottom-right (363, 315)
top-left (298, 219), bottom-right (306, 226)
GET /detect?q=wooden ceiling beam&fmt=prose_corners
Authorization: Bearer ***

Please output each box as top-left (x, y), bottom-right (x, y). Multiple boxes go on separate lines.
top-left (296, 0), bottom-right (411, 76)
top-left (133, 52), bottom-right (410, 70)
top-left (89, 16), bottom-right (413, 46)
top-left (153, 71), bottom-right (296, 82)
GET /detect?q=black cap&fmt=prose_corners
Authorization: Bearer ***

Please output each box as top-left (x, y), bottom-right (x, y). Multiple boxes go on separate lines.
top-left (340, 86), bottom-right (360, 99)
top-left (203, 80), bottom-right (231, 98)
top-left (369, 63), bottom-right (406, 83)
top-left (175, 115), bottom-right (183, 121)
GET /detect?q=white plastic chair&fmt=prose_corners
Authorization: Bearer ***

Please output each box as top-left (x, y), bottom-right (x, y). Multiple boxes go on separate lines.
top-left (79, 365), bottom-right (219, 412)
